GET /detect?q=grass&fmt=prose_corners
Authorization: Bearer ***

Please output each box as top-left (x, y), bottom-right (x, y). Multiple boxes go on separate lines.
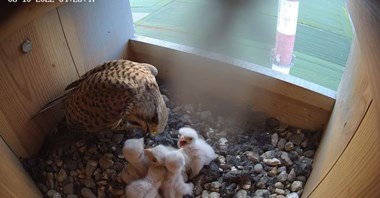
top-left (130, 0), bottom-right (352, 91)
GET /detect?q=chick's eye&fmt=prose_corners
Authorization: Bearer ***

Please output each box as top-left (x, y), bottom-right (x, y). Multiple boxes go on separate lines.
top-left (188, 137), bottom-right (193, 141)
top-left (152, 158), bottom-right (157, 163)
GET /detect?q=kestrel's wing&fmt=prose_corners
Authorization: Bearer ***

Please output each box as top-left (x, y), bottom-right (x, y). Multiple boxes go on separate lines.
top-left (63, 62), bottom-right (159, 132)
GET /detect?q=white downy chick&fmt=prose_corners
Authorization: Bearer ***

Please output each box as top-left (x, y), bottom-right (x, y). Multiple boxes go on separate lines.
top-left (125, 164), bottom-right (166, 198)
top-left (177, 127), bottom-right (217, 178)
top-left (144, 144), bottom-right (175, 166)
top-left (161, 150), bottom-right (194, 198)
top-left (121, 138), bottom-right (149, 184)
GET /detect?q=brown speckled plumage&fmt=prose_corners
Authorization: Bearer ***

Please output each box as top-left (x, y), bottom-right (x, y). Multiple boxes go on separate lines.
top-left (44, 60), bottom-right (168, 135)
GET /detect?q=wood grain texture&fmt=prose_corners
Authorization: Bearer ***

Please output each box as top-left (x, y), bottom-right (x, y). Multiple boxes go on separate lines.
top-left (0, 1), bottom-right (65, 42)
top-left (302, 38), bottom-right (372, 197)
top-left (129, 37), bottom-right (334, 130)
top-left (57, 0), bottom-right (135, 75)
top-left (348, 0), bottom-right (380, 120)
top-left (0, 137), bottom-right (41, 198)
top-left (308, 103), bottom-right (380, 198)
top-left (0, 9), bottom-right (78, 157)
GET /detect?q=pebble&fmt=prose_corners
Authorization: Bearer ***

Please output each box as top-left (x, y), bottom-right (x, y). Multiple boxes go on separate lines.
top-left (209, 192), bottom-right (220, 198)
top-left (291, 181), bottom-right (303, 192)
top-left (263, 158), bottom-right (281, 166)
top-left (280, 152), bottom-right (293, 166)
top-left (47, 190), bottom-right (57, 198)
top-left (57, 169), bottom-right (67, 182)
top-left (304, 150), bottom-right (314, 158)
top-left (235, 189), bottom-right (248, 198)
top-left (66, 195), bottom-right (78, 198)
top-left (268, 167), bottom-right (278, 177)
top-left (217, 155), bottom-right (226, 164)
top-left (254, 189), bottom-right (270, 197)
top-left (284, 142), bottom-right (294, 152)
top-left (288, 134), bottom-right (305, 145)
top-left (261, 150), bottom-right (276, 159)
top-left (286, 192), bottom-right (299, 198)
top-left (81, 188), bottom-right (97, 198)
top-left (254, 163), bottom-right (263, 173)
top-left (111, 134), bottom-right (124, 144)
top-left (218, 138), bottom-right (228, 150)
top-left (99, 154), bottom-right (114, 169)
top-left (209, 181), bottom-right (221, 192)
top-left (85, 160), bottom-right (98, 177)
top-left (245, 151), bottom-right (260, 163)
top-left (271, 133), bottom-right (279, 146)
top-left (63, 182), bottom-right (74, 195)
top-left (84, 178), bottom-right (96, 188)
top-left (278, 171), bottom-right (288, 182)
top-left (275, 188), bottom-right (285, 195)
top-left (274, 182), bottom-right (284, 189)
top-left (202, 190), bottom-right (210, 198)
top-left (277, 196), bottom-right (286, 198)
top-left (288, 168), bottom-right (296, 182)
top-left (277, 138), bottom-right (287, 150)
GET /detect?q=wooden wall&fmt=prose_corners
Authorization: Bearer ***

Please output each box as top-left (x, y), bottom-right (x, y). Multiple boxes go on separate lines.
top-left (0, 0), bottom-right (134, 157)
top-left (302, 0), bottom-right (380, 197)
top-left (128, 36), bottom-right (336, 131)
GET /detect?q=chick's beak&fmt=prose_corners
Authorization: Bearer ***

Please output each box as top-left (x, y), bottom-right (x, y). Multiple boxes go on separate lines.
top-left (178, 135), bottom-right (187, 147)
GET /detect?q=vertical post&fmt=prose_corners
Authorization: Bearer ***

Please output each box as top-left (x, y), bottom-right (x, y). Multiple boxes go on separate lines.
top-left (271, 0), bottom-right (299, 74)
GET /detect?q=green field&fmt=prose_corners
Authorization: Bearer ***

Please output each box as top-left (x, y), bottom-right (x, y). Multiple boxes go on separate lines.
top-left (130, 0), bottom-right (352, 91)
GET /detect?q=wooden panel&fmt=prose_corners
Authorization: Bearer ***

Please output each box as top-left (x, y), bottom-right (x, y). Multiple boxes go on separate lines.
top-left (57, 0), bottom-right (135, 75)
top-left (0, 1), bottom-right (65, 42)
top-left (302, 38), bottom-right (372, 197)
top-left (308, 103), bottom-right (380, 197)
top-left (0, 9), bottom-right (78, 157)
top-left (348, 0), bottom-right (380, 120)
top-left (129, 37), bottom-right (335, 130)
top-left (0, 137), bottom-right (41, 198)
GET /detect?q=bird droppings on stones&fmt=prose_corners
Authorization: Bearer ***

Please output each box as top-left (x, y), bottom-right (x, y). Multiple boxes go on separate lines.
top-left (21, 88), bottom-right (321, 198)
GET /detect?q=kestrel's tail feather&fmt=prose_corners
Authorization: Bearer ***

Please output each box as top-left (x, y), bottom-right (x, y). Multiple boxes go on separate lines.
top-left (29, 91), bottom-right (71, 120)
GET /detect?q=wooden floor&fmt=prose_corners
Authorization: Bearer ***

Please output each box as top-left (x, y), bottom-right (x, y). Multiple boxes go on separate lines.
top-left (130, 0), bottom-right (352, 91)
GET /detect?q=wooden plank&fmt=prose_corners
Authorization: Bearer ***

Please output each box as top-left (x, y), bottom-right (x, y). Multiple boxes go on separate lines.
top-left (128, 37), bottom-right (334, 130)
top-left (0, 9), bottom-right (78, 157)
top-left (348, 0), bottom-right (380, 120)
top-left (0, 1), bottom-right (65, 42)
top-left (302, 38), bottom-right (372, 196)
top-left (0, 137), bottom-right (41, 198)
top-left (308, 103), bottom-right (380, 198)
top-left (57, 0), bottom-right (135, 75)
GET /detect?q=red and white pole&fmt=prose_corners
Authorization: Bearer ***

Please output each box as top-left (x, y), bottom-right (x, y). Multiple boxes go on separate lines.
top-left (271, 0), bottom-right (299, 74)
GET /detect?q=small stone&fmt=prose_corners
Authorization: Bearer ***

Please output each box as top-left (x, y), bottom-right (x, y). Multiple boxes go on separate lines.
top-left (269, 194), bottom-right (277, 198)
top-left (277, 166), bottom-right (287, 173)
top-left (63, 182), bottom-right (74, 195)
top-left (84, 178), bottom-right (96, 188)
top-left (286, 192), bottom-right (299, 198)
top-left (209, 181), bottom-right (221, 192)
top-left (263, 158), bottom-right (281, 166)
top-left (261, 150), bottom-right (276, 159)
top-left (57, 169), bottom-right (67, 182)
top-left (296, 176), bottom-right (307, 183)
top-left (66, 195), bottom-right (78, 198)
top-left (201, 190), bottom-right (210, 198)
top-left (37, 183), bottom-right (48, 193)
top-left (47, 190), bottom-right (57, 198)
top-left (288, 134), bottom-right (305, 145)
top-left (277, 138), bottom-right (287, 150)
top-left (256, 176), bottom-right (268, 189)
top-left (99, 154), bottom-right (114, 169)
top-left (301, 138), bottom-right (308, 148)
top-left (217, 155), bottom-right (226, 164)
top-left (108, 184), bottom-right (125, 196)
top-left (75, 140), bottom-right (85, 147)
top-left (271, 133), bottom-right (279, 146)
top-left (278, 171), bottom-right (288, 182)
top-left (55, 159), bottom-right (63, 167)
top-left (53, 192), bottom-right (62, 198)
top-left (254, 163), bottom-right (263, 173)
top-left (240, 178), bottom-right (252, 190)
top-left (284, 142), bottom-right (294, 152)
top-left (235, 189), bottom-right (248, 198)
top-left (274, 182), bottom-right (284, 189)
top-left (268, 167), bottom-right (278, 177)
top-left (277, 196), bottom-right (286, 198)
top-left (81, 188), bottom-right (97, 198)
top-left (85, 160), bottom-right (98, 177)
top-left (275, 188), bottom-right (285, 195)
top-left (209, 192), bottom-right (220, 198)
top-left (280, 152), bottom-right (293, 166)
top-left (288, 168), bottom-right (296, 182)
top-left (291, 181), bottom-right (303, 192)
top-left (254, 189), bottom-right (270, 197)
top-left (46, 172), bottom-right (54, 189)
top-left (98, 186), bottom-right (106, 198)
top-left (304, 150), bottom-right (314, 158)
top-left (245, 151), bottom-right (260, 163)
top-left (218, 138), bottom-right (228, 150)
